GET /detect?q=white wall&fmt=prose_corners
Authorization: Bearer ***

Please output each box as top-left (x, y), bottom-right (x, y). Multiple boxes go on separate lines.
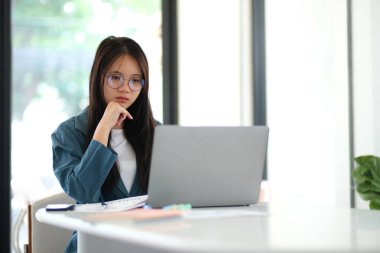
top-left (352, 0), bottom-right (380, 209)
top-left (177, 0), bottom-right (252, 126)
top-left (266, 0), bottom-right (350, 207)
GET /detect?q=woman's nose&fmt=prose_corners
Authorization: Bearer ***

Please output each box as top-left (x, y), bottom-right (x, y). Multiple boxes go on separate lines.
top-left (118, 80), bottom-right (131, 92)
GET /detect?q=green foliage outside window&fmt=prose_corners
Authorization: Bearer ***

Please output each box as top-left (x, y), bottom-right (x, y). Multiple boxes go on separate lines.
top-left (12, 0), bottom-right (159, 119)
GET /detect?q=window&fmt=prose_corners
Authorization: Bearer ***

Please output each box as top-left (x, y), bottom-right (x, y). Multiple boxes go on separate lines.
top-left (352, 0), bottom-right (380, 208)
top-left (266, 0), bottom-right (350, 207)
top-left (11, 0), bottom-right (161, 249)
top-left (177, 0), bottom-right (252, 126)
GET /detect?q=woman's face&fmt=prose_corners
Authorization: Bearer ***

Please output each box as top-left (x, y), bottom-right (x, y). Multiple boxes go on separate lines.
top-left (103, 54), bottom-right (143, 109)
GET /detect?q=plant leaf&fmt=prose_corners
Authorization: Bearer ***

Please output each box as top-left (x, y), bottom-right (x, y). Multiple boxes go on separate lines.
top-left (369, 199), bottom-right (380, 210)
top-left (353, 155), bottom-right (380, 210)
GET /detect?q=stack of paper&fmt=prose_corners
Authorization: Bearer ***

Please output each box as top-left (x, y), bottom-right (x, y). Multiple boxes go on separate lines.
top-left (75, 195), bottom-right (148, 212)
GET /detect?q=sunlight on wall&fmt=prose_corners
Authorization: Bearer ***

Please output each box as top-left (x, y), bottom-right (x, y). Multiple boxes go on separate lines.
top-left (177, 0), bottom-right (252, 126)
top-left (266, 0), bottom-right (350, 207)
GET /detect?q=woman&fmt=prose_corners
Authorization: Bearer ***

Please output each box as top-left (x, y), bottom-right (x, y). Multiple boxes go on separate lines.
top-left (51, 36), bottom-right (157, 252)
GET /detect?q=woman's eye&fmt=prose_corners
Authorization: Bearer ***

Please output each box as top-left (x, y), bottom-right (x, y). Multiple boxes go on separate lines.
top-left (111, 75), bottom-right (122, 80)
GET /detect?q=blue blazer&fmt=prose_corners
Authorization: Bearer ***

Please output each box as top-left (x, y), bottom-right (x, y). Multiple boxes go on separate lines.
top-left (51, 108), bottom-right (144, 252)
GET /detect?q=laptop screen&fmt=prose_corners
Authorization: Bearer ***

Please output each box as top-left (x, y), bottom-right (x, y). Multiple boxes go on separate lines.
top-left (147, 126), bottom-right (269, 208)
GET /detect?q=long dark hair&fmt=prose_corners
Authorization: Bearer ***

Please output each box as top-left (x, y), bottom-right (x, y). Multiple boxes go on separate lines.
top-left (86, 36), bottom-right (156, 195)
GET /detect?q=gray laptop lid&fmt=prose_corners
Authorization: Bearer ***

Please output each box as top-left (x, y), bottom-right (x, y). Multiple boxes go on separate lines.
top-left (147, 126), bottom-right (269, 208)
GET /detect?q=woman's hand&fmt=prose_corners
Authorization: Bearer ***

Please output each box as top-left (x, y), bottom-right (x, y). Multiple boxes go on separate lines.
top-left (93, 101), bottom-right (133, 146)
top-left (100, 101), bottom-right (133, 130)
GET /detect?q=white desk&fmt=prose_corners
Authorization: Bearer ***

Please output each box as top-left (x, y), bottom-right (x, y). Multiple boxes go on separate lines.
top-left (36, 203), bottom-right (380, 253)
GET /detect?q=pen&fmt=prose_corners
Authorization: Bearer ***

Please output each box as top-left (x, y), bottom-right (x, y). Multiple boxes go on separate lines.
top-left (101, 201), bottom-right (108, 208)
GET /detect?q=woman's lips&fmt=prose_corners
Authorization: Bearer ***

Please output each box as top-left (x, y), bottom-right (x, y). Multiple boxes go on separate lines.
top-left (115, 96), bottom-right (129, 102)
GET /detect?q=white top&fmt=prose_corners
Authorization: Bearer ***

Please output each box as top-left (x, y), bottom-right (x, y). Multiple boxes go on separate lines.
top-left (109, 129), bottom-right (136, 192)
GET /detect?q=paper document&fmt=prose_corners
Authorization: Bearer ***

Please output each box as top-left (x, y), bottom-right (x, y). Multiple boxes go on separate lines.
top-left (84, 208), bottom-right (183, 222)
top-left (75, 195), bottom-right (148, 212)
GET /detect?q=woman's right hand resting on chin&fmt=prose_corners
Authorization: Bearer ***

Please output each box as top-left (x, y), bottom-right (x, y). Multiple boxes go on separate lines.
top-left (93, 101), bottom-right (133, 146)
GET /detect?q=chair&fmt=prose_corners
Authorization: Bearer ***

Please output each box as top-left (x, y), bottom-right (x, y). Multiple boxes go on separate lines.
top-left (13, 191), bottom-right (75, 253)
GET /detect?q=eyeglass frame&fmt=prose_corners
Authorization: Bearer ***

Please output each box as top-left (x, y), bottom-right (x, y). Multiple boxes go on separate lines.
top-left (106, 73), bottom-right (145, 92)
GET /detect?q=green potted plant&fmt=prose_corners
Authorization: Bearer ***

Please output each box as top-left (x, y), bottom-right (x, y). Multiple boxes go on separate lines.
top-left (352, 155), bottom-right (380, 210)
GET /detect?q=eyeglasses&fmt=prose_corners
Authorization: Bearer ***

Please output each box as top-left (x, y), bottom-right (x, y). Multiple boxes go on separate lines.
top-left (106, 74), bottom-right (145, 92)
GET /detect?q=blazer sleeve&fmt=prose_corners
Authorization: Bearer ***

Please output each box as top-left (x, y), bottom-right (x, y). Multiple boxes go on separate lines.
top-left (51, 120), bottom-right (117, 203)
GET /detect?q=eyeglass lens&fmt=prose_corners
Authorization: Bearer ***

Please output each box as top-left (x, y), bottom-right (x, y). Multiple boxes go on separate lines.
top-left (107, 74), bottom-right (144, 91)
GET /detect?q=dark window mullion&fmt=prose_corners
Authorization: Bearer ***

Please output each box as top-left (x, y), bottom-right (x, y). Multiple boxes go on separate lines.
top-left (252, 0), bottom-right (267, 179)
top-left (0, 0), bottom-right (12, 252)
top-left (346, 0), bottom-right (355, 208)
top-left (252, 0), bottom-right (266, 126)
top-left (162, 0), bottom-right (178, 124)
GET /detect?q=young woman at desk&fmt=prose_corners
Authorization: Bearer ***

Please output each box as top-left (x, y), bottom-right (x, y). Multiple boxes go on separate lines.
top-left (51, 36), bottom-right (158, 253)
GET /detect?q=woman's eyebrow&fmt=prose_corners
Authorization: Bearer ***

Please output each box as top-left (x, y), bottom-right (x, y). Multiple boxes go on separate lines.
top-left (108, 71), bottom-right (142, 77)
top-left (108, 70), bottom-right (122, 75)
top-left (129, 73), bottom-right (143, 78)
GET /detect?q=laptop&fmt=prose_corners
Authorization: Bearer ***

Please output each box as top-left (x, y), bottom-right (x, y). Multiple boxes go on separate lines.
top-left (146, 125), bottom-right (269, 208)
